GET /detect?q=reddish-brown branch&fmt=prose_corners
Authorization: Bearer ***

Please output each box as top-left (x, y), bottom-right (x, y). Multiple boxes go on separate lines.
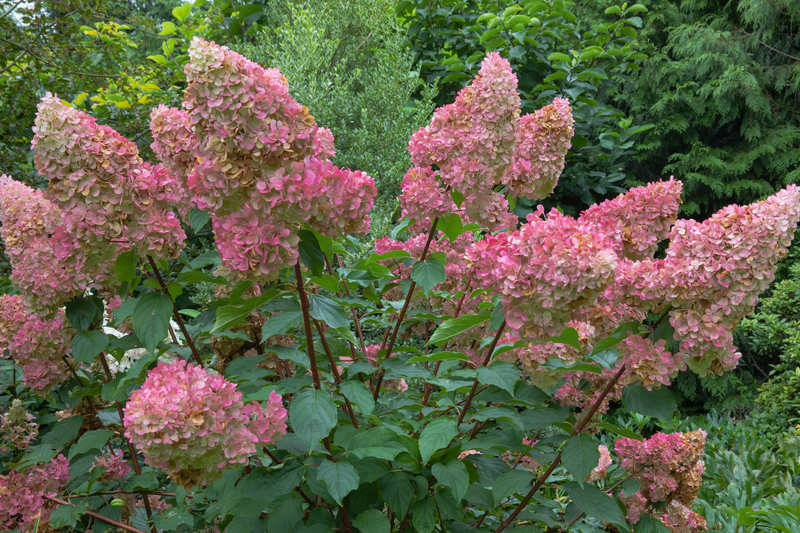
top-left (313, 319), bottom-right (359, 428)
top-left (295, 261), bottom-right (321, 390)
top-left (45, 496), bottom-right (148, 533)
top-left (456, 320), bottom-right (506, 426)
top-left (146, 255), bottom-right (203, 367)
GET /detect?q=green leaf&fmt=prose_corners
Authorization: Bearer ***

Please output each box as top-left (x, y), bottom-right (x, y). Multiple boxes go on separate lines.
top-left (298, 229), bottom-right (325, 278)
top-left (308, 294), bottom-right (349, 330)
top-left (66, 296), bottom-right (101, 331)
top-left (212, 291), bottom-right (277, 333)
top-left (412, 497), bottom-right (437, 533)
top-left (186, 210), bottom-right (209, 234)
top-left (380, 472), bottom-right (416, 516)
top-left (623, 477), bottom-right (640, 496)
top-left (437, 213), bottom-right (470, 242)
top-left (261, 310), bottom-right (302, 340)
top-left (450, 189), bottom-right (465, 208)
top-left (544, 71), bottom-right (567, 82)
top-left (289, 389), bottom-right (337, 451)
top-left (596, 421), bottom-right (642, 440)
top-left (427, 309), bottom-right (491, 346)
top-left (69, 429), bottom-right (114, 460)
top-left (477, 362), bottom-right (518, 395)
top-left (406, 351), bottom-right (469, 363)
top-left (605, 5), bottom-right (622, 15)
top-left (172, 2), bottom-right (191, 21)
top-left (410, 258), bottom-right (446, 294)
top-left (547, 52), bottom-right (571, 62)
top-left (492, 470), bottom-right (533, 505)
top-left (474, 406), bottom-right (523, 429)
top-left (267, 497), bottom-right (303, 533)
top-left (552, 327), bottom-right (581, 350)
top-left (626, 4), bottom-right (648, 13)
top-left (622, 383), bottom-right (676, 423)
top-left (318, 460), bottom-right (360, 505)
top-left (42, 415), bottom-right (84, 449)
top-left (564, 481), bottom-right (626, 526)
top-left (352, 509), bottom-right (389, 533)
top-left (349, 427), bottom-right (406, 460)
top-left (562, 434), bottom-right (601, 488)
top-left (115, 251), bottom-right (137, 284)
top-left (49, 502), bottom-right (88, 528)
top-left (71, 331), bottom-right (109, 365)
top-left (634, 513), bottom-right (671, 532)
top-left (419, 418), bottom-right (458, 465)
top-left (431, 460), bottom-right (469, 502)
top-left (339, 380), bottom-right (375, 415)
top-left (132, 292), bottom-right (173, 354)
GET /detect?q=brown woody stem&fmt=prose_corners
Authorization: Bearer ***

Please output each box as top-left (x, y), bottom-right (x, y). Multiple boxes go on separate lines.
top-left (46, 496), bottom-right (148, 533)
top-left (456, 320), bottom-right (507, 426)
top-left (295, 261), bottom-right (322, 390)
top-left (146, 255), bottom-right (203, 367)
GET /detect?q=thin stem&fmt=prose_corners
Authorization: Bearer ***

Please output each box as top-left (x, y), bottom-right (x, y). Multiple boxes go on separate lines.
top-left (336, 254), bottom-right (366, 352)
top-left (313, 319), bottom-right (359, 428)
top-left (45, 496), bottom-right (148, 533)
top-left (97, 354), bottom-right (154, 527)
top-left (146, 255), bottom-right (203, 367)
top-left (493, 364), bottom-right (627, 532)
top-left (373, 218), bottom-right (439, 399)
top-left (295, 261), bottom-right (321, 390)
top-left (456, 320), bottom-right (506, 426)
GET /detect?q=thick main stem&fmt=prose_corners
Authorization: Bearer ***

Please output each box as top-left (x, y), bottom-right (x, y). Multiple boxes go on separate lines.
top-left (493, 364), bottom-right (627, 532)
top-left (295, 261), bottom-right (321, 390)
top-left (313, 319), bottom-right (359, 428)
top-left (146, 255), bottom-right (203, 367)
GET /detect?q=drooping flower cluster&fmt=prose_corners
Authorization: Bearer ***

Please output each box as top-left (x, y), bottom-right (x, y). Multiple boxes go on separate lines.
top-left (182, 37), bottom-right (375, 281)
top-left (0, 455), bottom-right (70, 531)
top-left (0, 295), bottom-right (74, 394)
top-left (92, 450), bottom-right (132, 482)
top-left (0, 175), bottom-right (89, 314)
top-left (0, 399), bottom-right (39, 454)
top-left (31, 94), bottom-right (186, 282)
top-left (616, 430), bottom-right (706, 532)
top-left (501, 97), bottom-right (574, 200)
top-left (617, 335), bottom-right (685, 391)
top-left (124, 360), bottom-right (287, 488)
top-left (149, 104), bottom-right (198, 182)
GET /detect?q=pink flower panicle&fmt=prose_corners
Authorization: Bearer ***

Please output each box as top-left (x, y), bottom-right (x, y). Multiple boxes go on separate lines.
top-left (408, 52), bottom-right (520, 198)
top-left (124, 360), bottom-right (287, 488)
top-left (0, 399), bottom-right (39, 454)
top-left (0, 295), bottom-right (73, 394)
top-left (0, 455), bottom-right (70, 531)
top-left (31, 95), bottom-right (186, 276)
top-left (149, 105), bottom-right (198, 183)
top-left (92, 450), bottom-right (132, 482)
top-left (399, 166), bottom-right (454, 232)
top-left (579, 179), bottom-right (683, 260)
top-left (467, 206), bottom-right (618, 339)
top-left (616, 430), bottom-right (707, 532)
top-left (662, 185), bottom-right (800, 376)
top-left (0, 175), bottom-right (89, 314)
top-left (618, 335), bottom-right (686, 391)
top-left (501, 97), bottom-right (574, 200)
top-left (183, 38), bottom-right (375, 281)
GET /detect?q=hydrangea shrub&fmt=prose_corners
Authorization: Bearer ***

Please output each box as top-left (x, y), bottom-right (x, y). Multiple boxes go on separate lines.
top-left (0, 38), bottom-right (798, 533)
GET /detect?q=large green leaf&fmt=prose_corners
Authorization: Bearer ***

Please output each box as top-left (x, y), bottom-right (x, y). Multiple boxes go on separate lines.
top-left (431, 460), bottom-right (469, 502)
top-left (477, 362), bottom-right (518, 395)
top-left (261, 310), bottom-right (302, 340)
top-left (339, 380), bottom-right (375, 415)
top-left (427, 309), bottom-right (492, 346)
top-left (352, 509), bottom-right (390, 533)
top-left (115, 250), bottom-right (137, 284)
top-left (562, 434), bottom-right (601, 488)
top-left (419, 417), bottom-right (458, 465)
top-left (49, 502), bottom-right (88, 528)
top-left (317, 460), bottom-right (360, 505)
top-left (564, 481), bottom-right (626, 527)
top-left (308, 294), bottom-right (349, 330)
top-left (68, 429), bottom-right (114, 460)
top-left (65, 296), bottom-right (102, 331)
top-left (266, 497), bottom-right (303, 533)
top-left (212, 291), bottom-right (278, 333)
top-left (71, 331), bottom-right (109, 365)
top-left (289, 389), bottom-right (338, 451)
top-left (492, 470), bottom-right (533, 506)
top-left (412, 497), bottom-right (437, 533)
top-left (132, 292), bottom-right (173, 354)
top-left (622, 383), bottom-right (676, 423)
top-left (380, 471), bottom-right (416, 516)
top-left (410, 258), bottom-right (446, 294)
